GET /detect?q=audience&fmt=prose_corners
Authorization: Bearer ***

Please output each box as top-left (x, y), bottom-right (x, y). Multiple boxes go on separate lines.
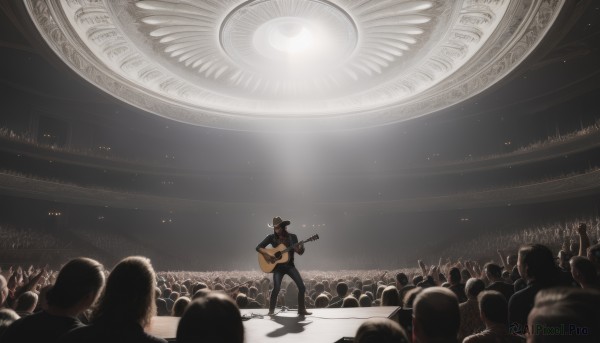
top-left (358, 294), bottom-right (372, 307)
top-left (484, 263), bottom-right (514, 300)
top-left (458, 278), bottom-right (485, 342)
top-left (155, 297), bottom-right (169, 316)
top-left (171, 297), bottom-right (190, 317)
top-left (374, 285), bottom-right (387, 305)
top-left (403, 287), bottom-right (423, 308)
top-left (381, 286), bottom-right (400, 307)
top-left (330, 282), bottom-right (349, 308)
top-left (557, 250), bottom-right (572, 272)
top-left (587, 243), bottom-right (600, 273)
top-left (161, 288), bottom-right (174, 312)
top-left (527, 288), bottom-right (600, 343)
top-left (13, 291), bottom-right (37, 317)
top-left (36, 285), bottom-right (52, 313)
top-left (395, 272), bottom-right (409, 289)
top-left (509, 244), bottom-right (561, 335)
top-left (59, 256), bottom-right (166, 343)
top-left (447, 268), bottom-right (467, 303)
top-left (412, 287), bottom-right (460, 343)
top-left (0, 226), bottom-right (61, 250)
top-left (342, 296), bottom-right (359, 308)
top-left (176, 292), bottom-right (244, 343)
top-left (354, 318), bottom-right (409, 343)
top-left (464, 291), bottom-right (523, 343)
top-left (0, 275), bottom-right (8, 308)
top-left (570, 256), bottom-right (599, 289)
top-left (1, 257), bottom-right (105, 343)
top-left (315, 294), bottom-right (330, 308)
top-left (396, 272), bottom-right (414, 304)
top-left (0, 309), bottom-right (19, 336)
top-left (235, 293), bottom-right (249, 309)
top-left (1, 220), bottom-right (599, 343)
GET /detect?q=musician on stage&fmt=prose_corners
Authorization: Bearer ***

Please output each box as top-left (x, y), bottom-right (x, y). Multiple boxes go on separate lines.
top-left (256, 216), bottom-right (312, 316)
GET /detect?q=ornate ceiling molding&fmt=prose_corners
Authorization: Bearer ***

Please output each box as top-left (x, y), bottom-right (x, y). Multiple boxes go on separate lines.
top-left (24, 0), bottom-right (564, 130)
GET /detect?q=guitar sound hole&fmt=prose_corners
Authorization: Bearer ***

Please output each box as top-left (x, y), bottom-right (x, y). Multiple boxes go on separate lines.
top-left (274, 252), bottom-right (282, 260)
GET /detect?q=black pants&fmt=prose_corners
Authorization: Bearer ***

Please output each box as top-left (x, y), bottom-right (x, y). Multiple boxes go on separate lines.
top-left (270, 264), bottom-right (306, 311)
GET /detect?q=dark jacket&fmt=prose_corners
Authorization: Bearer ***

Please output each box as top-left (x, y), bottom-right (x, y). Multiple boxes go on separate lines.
top-left (486, 281), bottom-right (514, 301)
top-left (256, 233), bottom-right (301, 266)
top-left (1, 311), bottom-right (84, 343)
top-left (59, 320), bottom-right (167, 343)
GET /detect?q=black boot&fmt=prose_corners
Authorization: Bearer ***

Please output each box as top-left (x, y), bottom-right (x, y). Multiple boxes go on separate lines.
top-left (297, 294), bottom-right (312, 316)
top-left (268, 291), bottom-right (278, 316)
top-left (267, 299), bottom-right (276, 316)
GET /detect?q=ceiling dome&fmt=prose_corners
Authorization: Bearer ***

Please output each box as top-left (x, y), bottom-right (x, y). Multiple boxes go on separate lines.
top-left (25, 0), bottom-right (564, 130)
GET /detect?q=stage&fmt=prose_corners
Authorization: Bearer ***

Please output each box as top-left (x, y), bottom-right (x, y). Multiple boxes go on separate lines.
top-left (148, 306), bottom-right (400, 342)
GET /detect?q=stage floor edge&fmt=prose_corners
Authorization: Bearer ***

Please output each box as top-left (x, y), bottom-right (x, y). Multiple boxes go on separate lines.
top-left (148, 306), bottom-right (400, 343)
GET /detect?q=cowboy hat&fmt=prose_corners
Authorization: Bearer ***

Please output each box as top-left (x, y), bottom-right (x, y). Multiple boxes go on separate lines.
top-left (268, 216), bottom-right (290, 228)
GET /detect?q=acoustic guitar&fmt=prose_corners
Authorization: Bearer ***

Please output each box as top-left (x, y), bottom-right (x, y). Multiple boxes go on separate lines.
top-left (258, 234), bottom-right (319, 273)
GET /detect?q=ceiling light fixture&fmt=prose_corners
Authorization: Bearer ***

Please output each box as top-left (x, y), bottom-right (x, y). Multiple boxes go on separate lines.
top-left (23, 0), bottom-right (566, 130)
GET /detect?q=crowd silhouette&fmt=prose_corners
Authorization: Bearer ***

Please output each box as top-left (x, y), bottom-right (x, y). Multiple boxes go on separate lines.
top-left (0, 222), bottom-right (599, 342)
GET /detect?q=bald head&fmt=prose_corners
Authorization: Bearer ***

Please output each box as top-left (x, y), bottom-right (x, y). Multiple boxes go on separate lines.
top-left (528, 288), bottom-right (600, 343)
top-left (465, 278), bottom-right (485, 299)
top-left (413, 287), bottom-right (459, 342)
top-left (587, 244), bottom-right (600, 271)
top-left (0, 275), bottom-right (8, 306)
top-left (570, 256), bottom-right (598, 288)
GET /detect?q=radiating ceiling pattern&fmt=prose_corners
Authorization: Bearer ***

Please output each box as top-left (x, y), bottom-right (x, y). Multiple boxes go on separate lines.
top-left (24, 0), bottom-right (564, 130)
top-left (138, 0), bottom-right (429, 96)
